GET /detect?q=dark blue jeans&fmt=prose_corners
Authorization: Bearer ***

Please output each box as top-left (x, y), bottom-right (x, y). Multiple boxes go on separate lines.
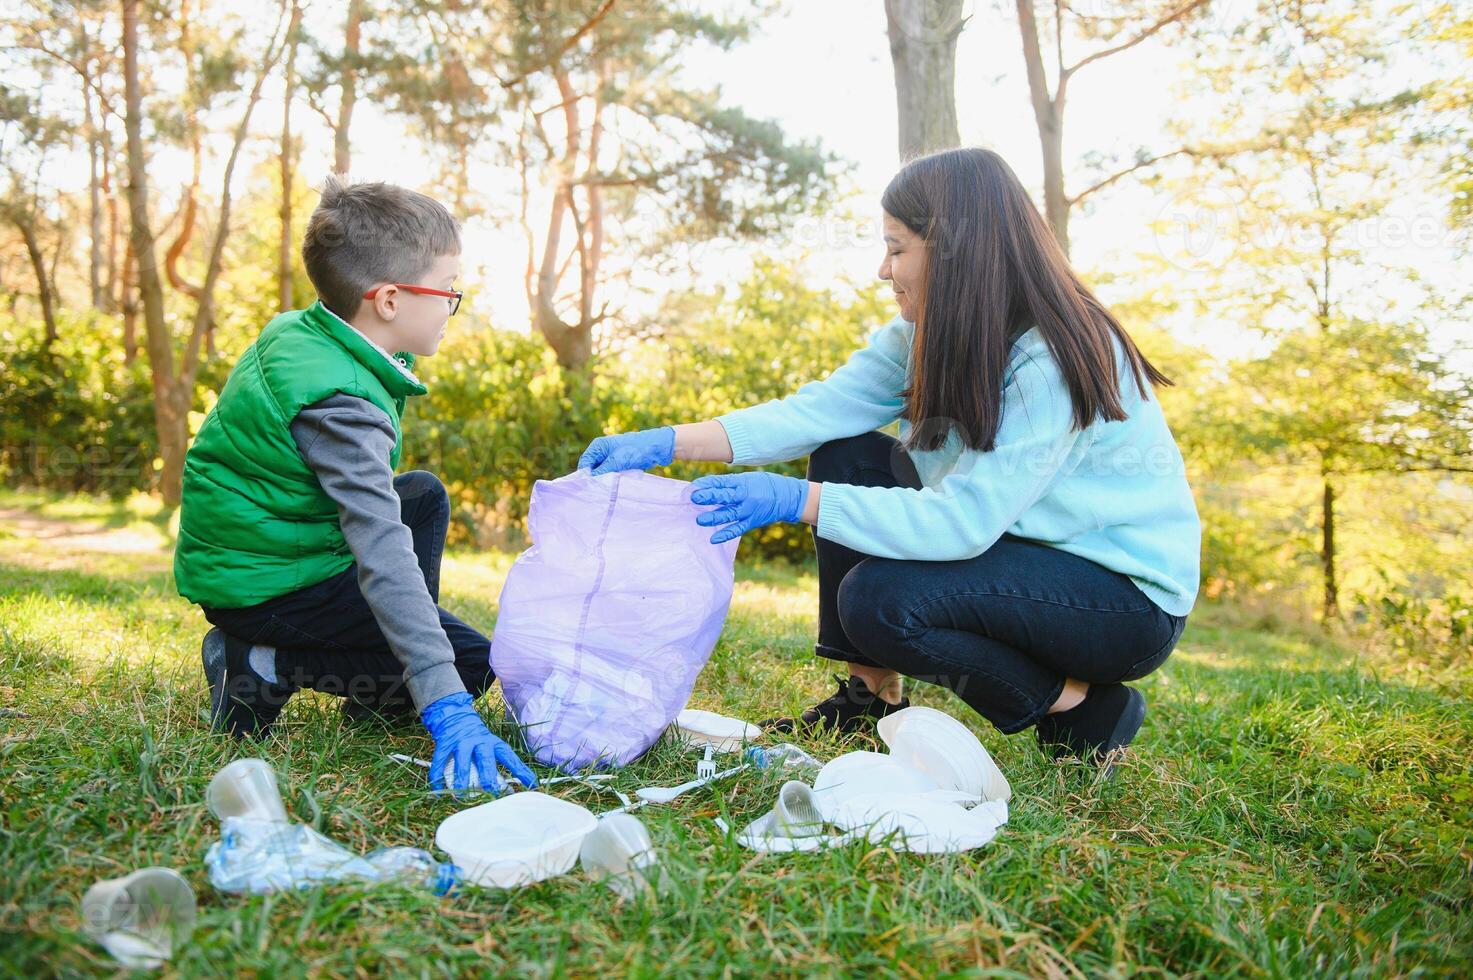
top-left (808, 433), bottom-right (1187, 734)
top-left (202, 471), bottom-right (494, 712)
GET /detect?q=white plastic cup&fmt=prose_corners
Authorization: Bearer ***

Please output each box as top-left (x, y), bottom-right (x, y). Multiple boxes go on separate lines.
top-left (206, 758), bottom-right (289, 823)
top-left (579, 813), bottom-right (664, 899)
top-left (81, 867), bottom-right (196, 968)
top-left (440, 756), bottom-right (492, 795)
top-left (773, 781), bottom-right (824, 837)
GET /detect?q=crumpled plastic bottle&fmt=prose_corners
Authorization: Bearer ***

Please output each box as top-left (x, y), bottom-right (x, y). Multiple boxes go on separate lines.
top-left (205, 817), bottom-right (457, 896)
top-left (745, 743), bottom-right (823, 774)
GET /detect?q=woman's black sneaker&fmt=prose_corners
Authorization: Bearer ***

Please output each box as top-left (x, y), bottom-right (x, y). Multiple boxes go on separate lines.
top-left (762, 674), bottom-right (910, 735)
top-left (1035, 683), bottom-right (1145, 777)
top-left (201, 628), bottom-right (291, 737)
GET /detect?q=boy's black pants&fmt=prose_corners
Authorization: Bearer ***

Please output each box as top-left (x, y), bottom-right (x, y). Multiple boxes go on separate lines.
top-left (201, 471), bottom-right (494, 716)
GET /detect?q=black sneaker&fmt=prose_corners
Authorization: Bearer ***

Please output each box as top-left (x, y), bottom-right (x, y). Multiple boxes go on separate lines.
top-left (762, 674), bottom-right (910, 736)
top-left (201, 628), bottom-right (291, 737)
top-left (1035, 683), bottom-right (1145, 777)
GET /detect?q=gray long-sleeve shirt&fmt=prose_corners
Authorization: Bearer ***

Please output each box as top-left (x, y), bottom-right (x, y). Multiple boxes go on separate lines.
top-left (290, 394), bottom-right (465, 710)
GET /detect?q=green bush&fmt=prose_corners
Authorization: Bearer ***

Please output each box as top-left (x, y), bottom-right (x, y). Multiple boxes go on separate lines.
top-left (1352, 578), bottom-right (1473, 665)
top-left (0, 312), bottom-right (158, 495)
top-left (400, 325), bottom-right (611, 549)
top-left (0, 264), bottom-right (891, 564)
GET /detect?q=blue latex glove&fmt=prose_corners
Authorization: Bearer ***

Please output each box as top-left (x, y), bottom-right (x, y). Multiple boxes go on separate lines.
top-left (421, 692), bottom-right (537, 794)
top-left (690, 472), bottom-right (810, 545)
top-left (577, 427), bottom-right (676, 477)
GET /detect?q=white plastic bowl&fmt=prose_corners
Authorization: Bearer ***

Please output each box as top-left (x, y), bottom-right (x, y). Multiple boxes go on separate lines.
top-left (877, 706), bottom-right (1011, 802)
top-left (673, 709), bottom-right (763, 752)
top-left (811, 751), bottom-right (940, 821)
top-left (435, 792), bottom-right (598, 889)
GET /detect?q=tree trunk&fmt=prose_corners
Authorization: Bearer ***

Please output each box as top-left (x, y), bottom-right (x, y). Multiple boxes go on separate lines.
top-left (279, 2), bottom-right (303, 311)
top-left (1014, 0), bottom-right (1071, 254)
top-left (1039, 120), bottom-right (1069, 253)
top-left (17, 218), bottom-right (58, 349)
top-left (533, 68), bottom-right (595, 369)
top-left (121, 240), bottom-right (138, 363)
top-left (166, 1), bottom-right (204, 307)
top-left (85, 84), bottom-right (106, 309)
top-left (103, 132), bottom-right (120, 314)
top-left (124, 0), bottom-right (287, 501)
top-left (165, 136), bottom-right (204, 302)
top-left (123, 0), bottom-right (186, 505)
top-left (1321, 472), bottom-right (1339, 621)
top-left (334, 0), bottom-right (363, 175)
top-left (47, 224), bottom-right (65, 306)
top-left (579, 61), bottom-right (608, 331)
top-left (884, 0), bottom-right (964, 160)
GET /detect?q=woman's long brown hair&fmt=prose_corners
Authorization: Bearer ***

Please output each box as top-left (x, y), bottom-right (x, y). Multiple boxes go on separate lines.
top-left (881, 147), bottom-right (1170, 453)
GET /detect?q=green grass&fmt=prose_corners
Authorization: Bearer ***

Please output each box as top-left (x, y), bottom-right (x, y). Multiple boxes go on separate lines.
top-left (1, 497), bottom-right (1470, 977)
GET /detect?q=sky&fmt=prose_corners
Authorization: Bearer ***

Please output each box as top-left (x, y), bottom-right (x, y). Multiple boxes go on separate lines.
top-left (21, 0), bottom-right (1467, 360)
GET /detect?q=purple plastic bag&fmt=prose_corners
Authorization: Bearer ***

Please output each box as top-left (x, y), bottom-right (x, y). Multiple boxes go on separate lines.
top-left (490, 470), bottom-right (739, 771)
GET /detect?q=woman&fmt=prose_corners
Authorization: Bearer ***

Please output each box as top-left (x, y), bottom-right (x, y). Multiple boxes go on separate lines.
top-left (578, 147), bottom-right (1200, 771)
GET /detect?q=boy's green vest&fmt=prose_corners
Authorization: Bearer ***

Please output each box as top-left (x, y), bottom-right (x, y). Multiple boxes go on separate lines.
top-left (174, 301), bottom-right (427, 608)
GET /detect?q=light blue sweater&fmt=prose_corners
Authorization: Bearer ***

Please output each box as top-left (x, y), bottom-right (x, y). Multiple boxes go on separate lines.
top-left (716, 317), bottom-right (1201, 616)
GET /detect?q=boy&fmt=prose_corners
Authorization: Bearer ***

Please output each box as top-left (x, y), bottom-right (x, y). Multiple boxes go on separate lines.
top-left (174, 177), bottom-right (535, 795)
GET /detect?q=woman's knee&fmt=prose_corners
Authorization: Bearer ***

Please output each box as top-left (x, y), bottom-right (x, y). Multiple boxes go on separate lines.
top-left (836, 558), bottom-right (913, 650)
top-left (1114, 614), bottom-right (1187, 683)
top-left (807, 432), bottom-right (900, 483)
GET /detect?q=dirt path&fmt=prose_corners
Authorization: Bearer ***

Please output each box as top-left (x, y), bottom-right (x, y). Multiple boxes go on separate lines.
top-left (0, 505), bottom-right (173, 575)
top-left (0, 506), bottom-right (169, 554)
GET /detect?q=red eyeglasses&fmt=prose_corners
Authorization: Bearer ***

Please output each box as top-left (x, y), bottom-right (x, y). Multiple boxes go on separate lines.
top-left (362, 283), bottom-right (463, 315)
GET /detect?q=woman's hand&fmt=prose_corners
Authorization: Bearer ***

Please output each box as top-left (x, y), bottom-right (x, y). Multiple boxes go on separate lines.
top-left (577, 427), bottom-right (675, 476)
top-left (690, 472), bottom-right (811, 544)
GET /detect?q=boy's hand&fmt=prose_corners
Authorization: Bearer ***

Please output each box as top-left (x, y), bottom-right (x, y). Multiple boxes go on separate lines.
top-left (690, 472), bottom-right (809, 545)
top-left (577, 427), bottom-right (675, 476)
top-left (421, 692), bottom-right (537, 794)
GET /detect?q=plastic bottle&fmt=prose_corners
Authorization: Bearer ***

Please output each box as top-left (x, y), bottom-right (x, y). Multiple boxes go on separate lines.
top-left (205, 818), bottom-right (458, 895)
top-left (744, 743), bottom-right (823, 773)
top-left (203, 759), bottom-right (457, 896)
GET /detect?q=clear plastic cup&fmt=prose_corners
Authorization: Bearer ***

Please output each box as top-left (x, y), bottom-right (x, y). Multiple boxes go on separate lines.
top-left (773, 781), bottom-right (824, 836)
top-left (578, 813), bottom-right (665, 899)
top-left (81, 867), bottom-right (196, 968)
top-left (206, 758), bottom-right (289, 823)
